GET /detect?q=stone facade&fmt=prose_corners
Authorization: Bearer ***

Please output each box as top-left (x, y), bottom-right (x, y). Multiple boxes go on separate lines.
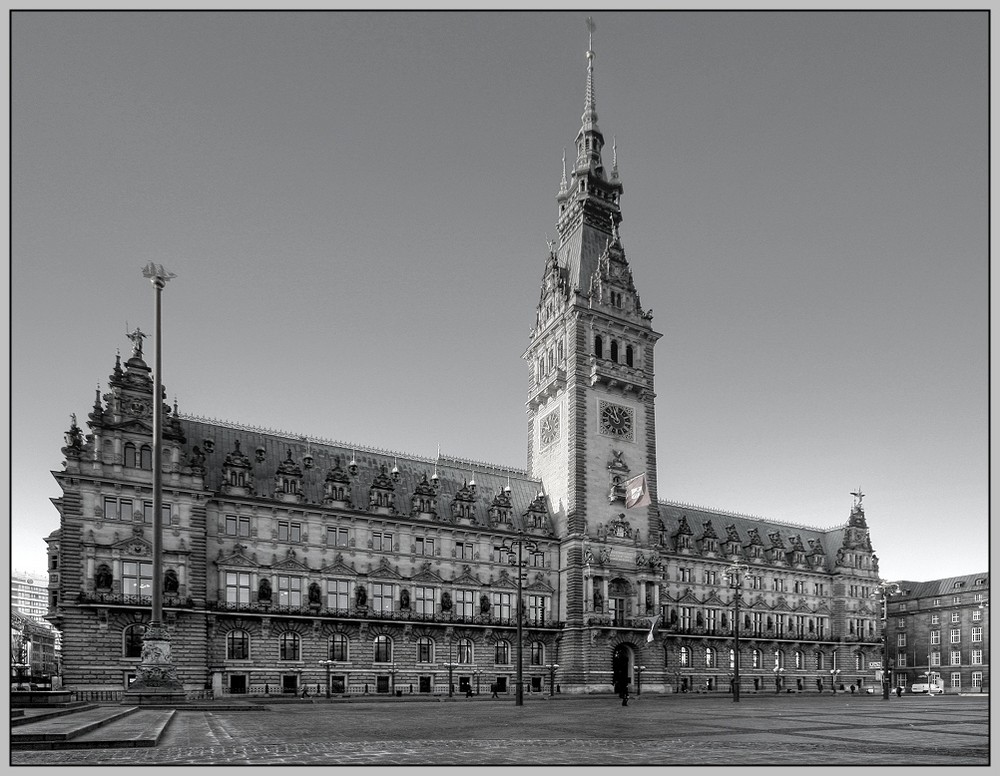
top-left (45, 27), bottom-right (886, 699)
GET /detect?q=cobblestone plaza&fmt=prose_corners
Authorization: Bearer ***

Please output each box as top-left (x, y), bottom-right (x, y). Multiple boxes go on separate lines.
top-left (10, 693), bottom-right (989, 767)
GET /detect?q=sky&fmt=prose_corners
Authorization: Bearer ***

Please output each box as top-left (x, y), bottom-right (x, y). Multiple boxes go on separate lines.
top-left (10, 10), bottom-right (989, 584)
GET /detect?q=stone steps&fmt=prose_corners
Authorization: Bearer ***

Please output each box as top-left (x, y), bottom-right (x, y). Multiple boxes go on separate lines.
top-left (10, 705), bottom-right (174, 750)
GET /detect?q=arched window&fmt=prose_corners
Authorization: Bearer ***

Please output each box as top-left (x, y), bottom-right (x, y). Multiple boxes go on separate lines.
top-left (227, 629), bottom-right (250, 660)
top-left (124, 443), bottom-right (137, 468)
top-left (626, 345), bottom-right (634, 367)
top-left (416, 636), bottom-right (434, 664)
top-left (774, 650), bottom-right (785, 670)
top-left (795, 650), bottom-right (804, 670)
top-left (610, 340), bottom-right (619, 362)
top-left (594, 335), bottom-right (604, 359)
top-left (679, 646), bottom-right (690, 667)
top-left (729, 648), bottom-right (736, 670)
top-left (705, 647), bottom-right (716, 668)
top-left (279, 632), bottom-right (300, 661)
top-left (752, 649), bottom-right (762, 669)
top-left (373, 635), bottom-right (392, 663)
top-left (140, 445), bottom-right (152, 470)
top-left (530, 642), bottom-right (544, 666)
top-left (123, 623), bottom-right (145, 658)
top-left (815, 651), bottom-right (825, 671)
top-left (329, 633), bottom-right (348, 662)
top-left (457, 638), bottom-right (473, 664)
top-left (495, 640), bottom-right (510, 665)
top-left (855, 652), bottom-right (864, 671)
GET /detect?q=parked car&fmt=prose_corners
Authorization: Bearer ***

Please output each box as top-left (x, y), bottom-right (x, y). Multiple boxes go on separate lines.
top-left (910, 681), bottom-right (944, 694)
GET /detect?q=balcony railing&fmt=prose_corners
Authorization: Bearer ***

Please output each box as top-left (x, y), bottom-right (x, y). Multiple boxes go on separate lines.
top-left (76, 592), bottom-right (195, 608)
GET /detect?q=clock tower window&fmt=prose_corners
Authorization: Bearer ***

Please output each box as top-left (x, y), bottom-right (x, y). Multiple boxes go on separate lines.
top-left (594, 335), bottom-right (603, 359)
top-left (626, 345), bottom-right (634, 368)
top-left (610, 341), bottom-right (618, 362)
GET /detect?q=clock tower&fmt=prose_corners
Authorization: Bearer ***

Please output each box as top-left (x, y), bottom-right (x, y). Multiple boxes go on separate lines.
top-left (524, 21), bottom-right (662, 687)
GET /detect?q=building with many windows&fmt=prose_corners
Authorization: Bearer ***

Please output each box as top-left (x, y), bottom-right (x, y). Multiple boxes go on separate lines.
top-left (888, 574), bottom-right (989, 694)
top-left (46, 26), bottom-right (886, 699)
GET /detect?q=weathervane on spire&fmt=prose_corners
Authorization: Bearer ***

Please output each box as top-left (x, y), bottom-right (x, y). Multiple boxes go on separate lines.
top-left (851, 487), bottom-right (865, 508)
top-left (586, 16), bottom-right (595, 53)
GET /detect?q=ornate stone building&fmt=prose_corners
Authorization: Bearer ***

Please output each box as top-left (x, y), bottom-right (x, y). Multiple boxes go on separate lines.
top-left (46, 27), bottom-right (884, 698)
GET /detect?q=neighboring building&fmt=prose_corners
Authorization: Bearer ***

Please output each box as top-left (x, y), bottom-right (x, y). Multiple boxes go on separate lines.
top-left (888, 574), bottom-right (989, 694)
top-left (12, 570), bottom-right (50, 624)
top-left (45, 28), bottom-right (884, 698)
top-left (11, 609), bottom-right (59, 684)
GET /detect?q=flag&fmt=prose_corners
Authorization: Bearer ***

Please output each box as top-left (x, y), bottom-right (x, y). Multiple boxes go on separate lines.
top-left (624, 473), bottom-right (651, 509)
top-left (646, 614), bottom-right (660, 643)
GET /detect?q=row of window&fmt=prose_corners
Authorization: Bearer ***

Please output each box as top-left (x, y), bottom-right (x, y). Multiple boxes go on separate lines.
top-left (223, 519), bottom-right (549, 566)
top-left (893, 590), bottom-right (987, 611)
top-left (593, 335), bottom-right (635, 367)
top-left (675, 647), bottom-right (863, 671)
top-left (225, 572), bottom-right (551, 620)
top-left (679, 568), bottom-right (825, 596)
top-left (895, 650), bottom-right (986, 667)
top-left (102, 497), bottom-right (172, 523)
top-left (665, 607), bottom-right (830, 638)
top-left (897, 627), bottom-right (984, 646)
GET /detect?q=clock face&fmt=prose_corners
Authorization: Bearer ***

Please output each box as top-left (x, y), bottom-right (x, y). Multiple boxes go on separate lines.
top-left (539, 410), bottom-right (560, 447)
top-left (129, 400), bottom-right (149, 417)
top-left (599, 401), bottom-right (634, 440)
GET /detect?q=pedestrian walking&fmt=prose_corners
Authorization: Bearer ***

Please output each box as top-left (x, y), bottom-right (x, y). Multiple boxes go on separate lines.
top-left (895, 686), bottom-right (903, 698)
top-left (491, 683), bottom-right (498, 698)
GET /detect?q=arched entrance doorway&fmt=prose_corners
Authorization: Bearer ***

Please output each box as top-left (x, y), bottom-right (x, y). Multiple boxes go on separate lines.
top-left (612, 643), bottom-right (634, 704)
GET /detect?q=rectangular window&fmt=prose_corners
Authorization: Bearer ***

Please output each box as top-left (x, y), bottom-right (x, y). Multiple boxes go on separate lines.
top-left (972, 627), bottom-right (982, 642)
top-left (455, 589), bottom-right (475, 618)
top-left (950, 673), bottom-right (962, 688)
top-left (950, 651), bottom-right (961, 666)
top-left (527, 595), bottom-right (549, 625)
top-left (950, 629), bottom-right (961, 644)
top-left (279, 521), bottom-right (302, 543)
top-left (680, 607), bottom-right (692, 630)
top-left (455, 541), bottom-right (474, 560)
top-left (897, 653), bottom-right (907, 667)
top-left (372, 531), bottom-right (393, 552)
top-left (492, 546), bottom-right (508, 564)
top-left (226, 571), bottom-right (252, 605)
top-left (930, 652), bottom-right (941, 667)
top-left (679, 568), bottom-right (692, 583)
top-left (930, 614), bottom-right (939, 625)
top-left (704, 570), bottom-right (717, 585)
top-left (327, 579), bottom-right (350, 610)
top-left (414, 586), bottom-right (435, 616)
top-left (492, 592), bottom-right (513, 621)
top-left (972, 609), bottom-right (983, 622)
top-left (705, 608), bottom-right (718, 633)
top-left (416, 537), bottom-right (435, 556)
top-left (951, 612), bottom-right (961, 623)
top-left (896, 633), bottom-right (906, 647)
top-left (971, 649), bottom-right (983, 665)
top-left (277, 575), bottom-right (302, 607)
top-left (226, 514), bottom-right (250, 537)
top-left (104, 496), bottom-right (118, 520)
top-left (530, 551), bottom-right (548, 567)
top-left (122, 560), bottom-right (152, 597)
top-left (972, 672), bottom-right (983, 688)
top-left (327, 526), bottom-right (350, 547)
top-left (751, 576), bottom-right (763, 590)
top-left (372, 583), bottom-right (394, 613)
top-left (143, 501), bottom-right (155, 523)
top-left (930, 630), bottom-right (940, 645)
top-left (814, 583), bottom-right (825, 596)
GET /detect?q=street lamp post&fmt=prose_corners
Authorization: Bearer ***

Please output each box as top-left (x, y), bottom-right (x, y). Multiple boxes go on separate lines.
top-left (872, 579), bottom-right (901, 700)
top-left (545, 663), bottom-right (559, 697)
top-left (773, 666), bottom-right (785, 693)
top-left (388, 663), bottom-right (398, 696)
top-left (634, 664), bottom-right (645, 696)
top-left (725, 562), bottom-right (749, 703)
top-left (473, 667), bottom-right (483, 696)
top-left (443, 662), bottom-right (458, 697)
top-left (496, 532), bottom-right (544, 707)
top-left (125, 263), bottom-right (185, 705)
top-left (830, 668), bottom-right (841, 693)
top-left (319, 659), bottom-right (334, 698)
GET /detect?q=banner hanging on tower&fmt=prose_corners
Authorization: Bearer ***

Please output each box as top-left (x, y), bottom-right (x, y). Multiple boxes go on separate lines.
top-left (624, 473), bottom-right (650, 509)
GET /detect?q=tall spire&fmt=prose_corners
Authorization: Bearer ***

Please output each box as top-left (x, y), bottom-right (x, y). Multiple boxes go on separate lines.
top-left (575, 17), bottom-right (605, 175)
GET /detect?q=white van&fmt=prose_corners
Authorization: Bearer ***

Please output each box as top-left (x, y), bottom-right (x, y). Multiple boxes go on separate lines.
top-left (910, 680), bottom-right (944, 694)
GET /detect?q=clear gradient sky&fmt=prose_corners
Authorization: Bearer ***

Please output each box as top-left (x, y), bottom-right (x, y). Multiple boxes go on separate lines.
top-left (11, 10), bottom-right (989, 583)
